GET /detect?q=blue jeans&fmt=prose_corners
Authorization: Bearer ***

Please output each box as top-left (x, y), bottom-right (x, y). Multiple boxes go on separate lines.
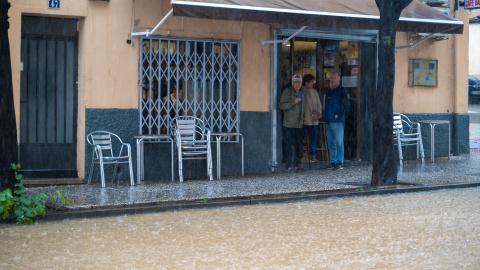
top-left (283, 127), bottom-right (304, 167)
top-left (326, 122), bottom-right (344, 166)
top-left (304, 125), bottom-right (318, 158)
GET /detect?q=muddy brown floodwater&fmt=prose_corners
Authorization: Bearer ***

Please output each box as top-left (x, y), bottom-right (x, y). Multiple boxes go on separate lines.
top-left (1, 188), bottom-right (480, 269)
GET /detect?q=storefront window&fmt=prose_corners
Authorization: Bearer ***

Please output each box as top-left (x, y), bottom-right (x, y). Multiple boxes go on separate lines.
top-left (139, 37), bottom-right (240, 140)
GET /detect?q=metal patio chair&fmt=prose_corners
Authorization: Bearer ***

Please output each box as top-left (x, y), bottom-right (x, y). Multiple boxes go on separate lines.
top-left (393, 113), bottom-right (425, 165)
top-left (171, 116), bottom-right (213, 182)
top-left (87, 131), bottom-right (134, 188)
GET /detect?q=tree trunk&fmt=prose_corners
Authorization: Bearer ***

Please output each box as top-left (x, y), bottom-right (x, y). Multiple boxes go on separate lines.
top-left (0, 0), bottom-right (18, 192)
top-left (371, 0), bottom-right (412, 186)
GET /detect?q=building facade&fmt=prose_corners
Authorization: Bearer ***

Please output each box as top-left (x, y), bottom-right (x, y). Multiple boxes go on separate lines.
top-left (8, 0), bottom-right (470, 183)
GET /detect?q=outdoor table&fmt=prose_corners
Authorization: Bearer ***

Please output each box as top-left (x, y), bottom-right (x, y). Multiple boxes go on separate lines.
top-left (418, 120), bottom-right (451, 163)
top-left (211, 132), bottom-right (244, 180)
top-left (134, 134), bottom-right (173, 184)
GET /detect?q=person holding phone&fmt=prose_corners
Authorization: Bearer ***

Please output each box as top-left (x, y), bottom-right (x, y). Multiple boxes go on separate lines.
top-left (280, 74), bottom-right (306, 172)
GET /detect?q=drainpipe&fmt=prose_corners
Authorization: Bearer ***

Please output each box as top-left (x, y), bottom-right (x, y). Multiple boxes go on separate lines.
top-left (452, 4), bottom-right (468, 156)
top-left (270, 27), bottom-right (278, 171)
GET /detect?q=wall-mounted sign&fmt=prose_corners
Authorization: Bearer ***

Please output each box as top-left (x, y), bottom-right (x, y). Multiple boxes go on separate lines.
top-left (465, 0), bottom-right (480, 9)
top-left (48, 0), bottom-right (60, 9)
top-left (342, 76), bottom-right (357, 88)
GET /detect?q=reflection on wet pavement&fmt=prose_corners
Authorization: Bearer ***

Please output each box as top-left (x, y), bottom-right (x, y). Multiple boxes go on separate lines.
top-left (1, 188), bottom-right (479, 268)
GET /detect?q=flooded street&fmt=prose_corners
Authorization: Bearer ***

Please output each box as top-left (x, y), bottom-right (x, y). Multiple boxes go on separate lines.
top-left (1, 188), bottom-right (480, 269)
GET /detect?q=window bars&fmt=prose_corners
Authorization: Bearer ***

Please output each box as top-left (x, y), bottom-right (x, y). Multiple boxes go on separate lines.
top-left (139, 37), bottom-right (240, 142)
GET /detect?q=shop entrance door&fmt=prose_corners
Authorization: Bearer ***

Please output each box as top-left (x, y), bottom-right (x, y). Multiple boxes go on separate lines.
top-left (280, 38), bottom-right (363, 161)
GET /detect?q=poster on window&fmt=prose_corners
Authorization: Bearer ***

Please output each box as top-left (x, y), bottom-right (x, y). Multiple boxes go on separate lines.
top-left (323, 45), bottom-right (336, 67)
top-left (342, 76), bottom-right (357, 87)
top-left (348, 58), bottom-right (358, 65)
top-left (348, 42), bottom-right (359, 58)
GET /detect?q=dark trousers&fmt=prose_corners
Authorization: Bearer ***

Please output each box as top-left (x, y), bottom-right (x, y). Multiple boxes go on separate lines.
top-left (283, 127), bottom-right (305, 167)
top-left (304, 125), bottom-right (318, 158)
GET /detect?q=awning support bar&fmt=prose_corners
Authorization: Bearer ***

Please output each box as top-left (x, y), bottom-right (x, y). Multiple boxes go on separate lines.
top-left (131, 9), bottom-right (173, 37)
top-left (395, 25), bottom-right (457, 50)
top-left (262, 26), bottom-right (307, 46)
top-left (395, 32), bottom-right (435, 50)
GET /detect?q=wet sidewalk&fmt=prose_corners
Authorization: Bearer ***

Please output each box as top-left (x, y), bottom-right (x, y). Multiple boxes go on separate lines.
top-left (23, 154), bottom-right (480, 220)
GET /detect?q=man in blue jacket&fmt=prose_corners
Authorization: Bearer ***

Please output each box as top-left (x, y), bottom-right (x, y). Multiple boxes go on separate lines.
top-left (323, 72), bottom-right (349, 170)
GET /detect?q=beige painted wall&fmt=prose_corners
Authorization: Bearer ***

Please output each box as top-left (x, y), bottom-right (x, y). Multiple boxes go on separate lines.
top-left (84, 0), bottom-right (270, 111)
top-left (132, 0), bottom-right (271, 112)
top-left (8, 0), bottom-right (271, 178)
top-left (469, 24), bottom-right (480, 75)
top-left (7, 0), bottom-right (468, 178)
top-left (239, 22), bottom-right (271, 112)
top-left (84, 0), bottom-right (271, 111)
top-left (83, 1), bottom-right (138, 109)
top-left (392, 8), bottom-right (469, 114)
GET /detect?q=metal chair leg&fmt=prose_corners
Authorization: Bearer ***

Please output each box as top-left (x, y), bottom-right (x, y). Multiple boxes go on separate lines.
top-left (207, 144), bottom-right (213, 181)
top-left (178, 147), bottom-right (184, 183)
top-left (419, 136), bottom-right (425, 163)
top-left (112, 164), bottom-right (118, 184)
top-left (397, 135), bottom-right (404, 166)
top-left (171, 140), bottom-right (174, 182)
top-left (128, 159), bottom-right (134, 186)
top-left (127, 146), bottom-right (134, 186)
top-left (99, 158), bottom-right (106, 188)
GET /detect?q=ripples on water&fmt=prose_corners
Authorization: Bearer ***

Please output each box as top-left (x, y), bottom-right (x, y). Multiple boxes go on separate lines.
top-left (1, 188), bottom-right (479, 269)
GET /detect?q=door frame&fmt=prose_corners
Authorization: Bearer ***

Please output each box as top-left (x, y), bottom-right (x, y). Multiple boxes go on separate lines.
top-left (272, 27), bottom-right (378, 166)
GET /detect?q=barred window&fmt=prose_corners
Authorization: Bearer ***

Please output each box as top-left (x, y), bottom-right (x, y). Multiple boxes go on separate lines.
top-left (139, 37), bottom-right (240, 141)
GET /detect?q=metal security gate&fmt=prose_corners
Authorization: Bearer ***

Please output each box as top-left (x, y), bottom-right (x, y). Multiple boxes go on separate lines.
top-left (19, 16), bottom-right (78, 178)
top-left (139, 37), bottom-right (240, 141)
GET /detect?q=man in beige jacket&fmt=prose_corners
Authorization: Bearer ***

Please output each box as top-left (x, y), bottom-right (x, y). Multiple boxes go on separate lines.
top-left (303, 74), bottom-right (323, 162)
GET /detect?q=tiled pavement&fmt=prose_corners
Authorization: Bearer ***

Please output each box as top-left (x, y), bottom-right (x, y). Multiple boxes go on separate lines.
top-left (20, 114), bottom-right (480, 221)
